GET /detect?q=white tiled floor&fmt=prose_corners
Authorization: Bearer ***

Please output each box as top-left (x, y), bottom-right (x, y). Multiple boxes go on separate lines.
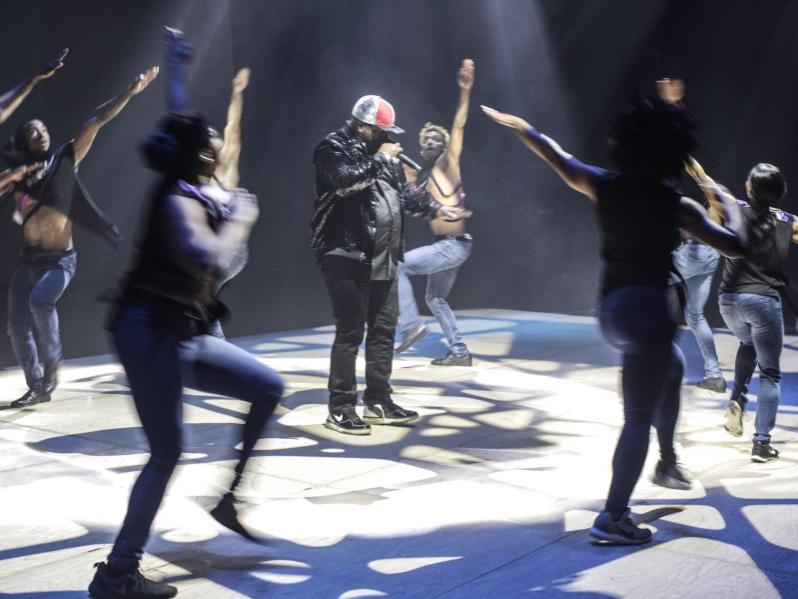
top-left (0, 309), bottom-right (796, 598)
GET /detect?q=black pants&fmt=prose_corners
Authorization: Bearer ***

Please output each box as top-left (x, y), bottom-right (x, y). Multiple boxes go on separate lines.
top-left (599, 286), bottom-right (683, 518)
top-left (321, 255), bottom-right (398, 412)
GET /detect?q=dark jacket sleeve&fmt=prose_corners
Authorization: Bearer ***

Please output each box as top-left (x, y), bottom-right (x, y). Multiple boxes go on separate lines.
top-left (313, 138), bottom-right (379, 198)
top-left (374, 154), bottom-right (442, 218)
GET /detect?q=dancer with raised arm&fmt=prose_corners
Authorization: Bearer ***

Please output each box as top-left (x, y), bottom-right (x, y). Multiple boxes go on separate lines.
top-left (2, 64), bottom-right (158, 407)
top-left (658, 80), bottom-right (726, 393)
top-left (395, 59), bottom-right (475, 365)
top-left (688, 157), bottom-right (794, 462)
top-left (89, 112), bottom-right (284, 599)
top-left (164, 27), bottom-right (251, 337)
top-left (89, 31), bottom-right (284, 599)
top-left (482, 87), bottom-right (745, 544)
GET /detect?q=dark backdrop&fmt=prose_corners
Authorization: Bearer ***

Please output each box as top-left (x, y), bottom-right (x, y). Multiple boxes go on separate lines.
top-left (1, 0), bottom-right (797, 365)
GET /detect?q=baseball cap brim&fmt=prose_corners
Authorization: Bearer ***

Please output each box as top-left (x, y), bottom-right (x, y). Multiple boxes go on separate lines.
top-left (378, 124), bottom-right (404, 134)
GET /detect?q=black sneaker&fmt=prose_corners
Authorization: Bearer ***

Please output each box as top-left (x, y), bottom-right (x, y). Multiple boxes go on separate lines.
top-left (9, 389), bottom-right (51, 408)
top-left (88, 561), bottom-right (177, 598)
top-left (589, 509), bottom-right (652, 545)
top-left (696, 376), bottom-right (726, 392)
top-left (395, 323), bottom-right (428, 354)
top-left (651, 460), bottom-right (692, 490)
top-left (751, 441), bottom-right (779, 463)
top-left (430, 351), bottom-right (473, 367)
top-left (363, 400), bottom-right (419, 425)
top-left (324, 408), bottom-right (371, 435)
top-left (724, 400), bottom-right (744, 437)
top-left (210, 492), bottom-right (260, 542)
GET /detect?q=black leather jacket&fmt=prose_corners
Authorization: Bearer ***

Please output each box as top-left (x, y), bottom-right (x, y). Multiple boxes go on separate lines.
top-left (311, 121), bottom-right (441, 264)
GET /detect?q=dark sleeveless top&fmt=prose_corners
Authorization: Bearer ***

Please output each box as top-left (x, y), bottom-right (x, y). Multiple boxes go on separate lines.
top-left (719, 201), bottom-right (793, 298)
top-left (13, 142), bottom-right (121, 247)
top-left (595, 173), bottom-right (682, 297)
top-left (119, 180), bottom-right (229, 318)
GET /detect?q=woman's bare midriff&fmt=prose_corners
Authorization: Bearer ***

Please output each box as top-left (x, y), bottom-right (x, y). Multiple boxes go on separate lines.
top-left (20, 202), bottom-right (74, 250)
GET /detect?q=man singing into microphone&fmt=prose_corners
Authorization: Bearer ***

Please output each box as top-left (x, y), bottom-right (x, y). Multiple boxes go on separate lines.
top-left (312, 95), bottom-right (468, 434)
top-left (394, 59), bottom-right (475, 365)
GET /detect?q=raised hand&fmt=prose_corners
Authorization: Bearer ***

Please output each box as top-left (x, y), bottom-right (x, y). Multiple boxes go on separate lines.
top-left (232, 68), bottom-right (250, 94)
top-left (130, 67), bottom-right (159, 95)
top-left (481, 105), bottom-right (529, 130)
top-left (164, 26), bottom-right (193, 63)
top-left (36, 48), bottom-right (69, 81)
top-left (656, 78), bottom-right (685, 105)
top-left (457, 58), bottom-right (475, 91)
top-left (684, 156), bottom-right (707, 181)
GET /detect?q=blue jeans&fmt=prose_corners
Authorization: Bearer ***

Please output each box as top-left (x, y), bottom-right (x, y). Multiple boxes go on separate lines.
top-left (718, 293), bottom-right (782, 442)
top-left (683, 272), bottom-right (722, 378)
top-left (107, 300), bottom-right (284, 572)
top-left (672, 242), bottom-right (721, 378)
top-left (599, 286), bottom-right (683, 517)
top-left (7, 247), bottom-right (77, 393)
top-left (397, 236), bottom-right (472, 356)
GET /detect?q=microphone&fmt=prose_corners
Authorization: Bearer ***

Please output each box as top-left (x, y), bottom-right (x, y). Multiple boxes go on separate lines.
top-left (397, 153), bottom-right (422, 171)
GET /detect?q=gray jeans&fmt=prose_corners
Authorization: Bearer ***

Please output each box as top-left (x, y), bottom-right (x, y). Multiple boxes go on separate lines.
top-left (718, 293), bottom-right (782, 441)
top-left (397, 235), bottom-right (472, 356)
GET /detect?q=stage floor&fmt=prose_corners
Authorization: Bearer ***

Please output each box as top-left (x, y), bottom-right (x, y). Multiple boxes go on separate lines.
top-left (1, 309), bottom-right (796, 598)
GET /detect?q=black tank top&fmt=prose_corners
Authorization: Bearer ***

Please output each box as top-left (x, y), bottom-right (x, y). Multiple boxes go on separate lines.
top-left (719, 202), bottom-right (793, 298)
top-left (596, 173), bottom-right (681, 297)
top-left (122, 180), bottom-right (229, 308)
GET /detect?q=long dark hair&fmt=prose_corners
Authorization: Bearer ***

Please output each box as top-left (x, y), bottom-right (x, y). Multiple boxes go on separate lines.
top-left (746, 163), bottom-right (787, 260)
top-left (609, 95), bottom-right (697, 182)
top-left (1, 120), bottom-right (51, 167)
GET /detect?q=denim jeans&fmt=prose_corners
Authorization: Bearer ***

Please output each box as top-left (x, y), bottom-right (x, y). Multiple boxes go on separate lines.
top-left (718, 293), bottom-right (782, 441)
top-left (397, 236), bottom-right (472, 356)
top-left (107, 300), bottom-right (284, 572)
top-left (7, 247), bottom-right (77, 393)
top-left (672, 242), bottom-right (721, 378)
top-left (683, 272), bottom-right (722, 378)
top-left (599, 286), bottom-right (683, 518)
top-left (321, 255), bottom-right (398, 411)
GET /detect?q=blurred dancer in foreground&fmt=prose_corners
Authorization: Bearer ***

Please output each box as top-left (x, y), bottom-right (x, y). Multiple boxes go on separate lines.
top-left (483, 81), bottom-right (744, 545)
top-left (89, 34), bottom-right (283, 599)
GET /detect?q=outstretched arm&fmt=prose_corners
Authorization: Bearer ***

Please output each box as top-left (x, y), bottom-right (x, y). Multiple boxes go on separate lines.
top-left (445, 59), bottom-right (474, 168)
top-left (0, 162), bottom-right (44, 195)
top-left (481, 105), bottom-right (604, 201)
top-left (685, 156), bottom-right (747, 239)
top-left (678, 196), bottom-right (744, 257)
top-left (72, 66), bottom-right (159, 165)
top-left (0, 48), bottom-right (68, 125)
top-left (164, 27), bottom-right (192, 113)
top-left (216, 68), bottom-right (250, 189)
